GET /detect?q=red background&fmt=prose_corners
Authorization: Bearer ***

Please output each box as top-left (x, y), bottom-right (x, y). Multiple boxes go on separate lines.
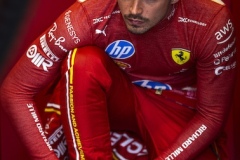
top-left (1, 0), bottom-right (239, 159)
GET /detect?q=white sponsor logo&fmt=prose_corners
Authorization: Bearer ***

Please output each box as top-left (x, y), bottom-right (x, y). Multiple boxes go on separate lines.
top-left (48, 22), bottom-right (68, 52)
top-left (27, 103), bottom-right (53, 151)
top-left (178, 17), bottom-right (207, 26)
top-left (47, 126), bottom-right (67, 158)
top-left (26, 45), bottom-right (53, 72)
top-left (53, 138), bottom-right (67, 158)
top-left (215, 61), bottom-right (236, 75)
top-left (213, 38), bottom-right (235, 58)
top-left (165, 124), bottom-right (207, 160)
top-left (214, 48), bottom-right (236, 65)
top-left (95, 25), bottom-right (107, 36)
top-left (93, 10), bottom-right (120, 24)
top-left (93, 17), bottom-right (104, 24)
top-left (40, 35), bottom-right (59, 62)
top-left (111, 132), bottom-right (148, 159)
top-left (64, 10), bottom-right (81, 44)
top-left (48, 126), bottom-right (64, 144)
top-left (215, 19), bottom-right (234, 44)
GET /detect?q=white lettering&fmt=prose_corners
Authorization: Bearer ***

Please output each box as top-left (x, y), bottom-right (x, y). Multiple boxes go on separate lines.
top-left (27, 104), bottom-right (53, 151)
top-left (40, 35), bottom-right (59, 61)
top-left (48, 23), bottom-right (58, 42)
top-left (64, 10), bottom-right (81, 44)
top-left (215, 19), bottom-right (234, 44)
top-left (165, 124), bottom-right (207, 160)
top-left (178, 17), bottom-right (207, 26)
top-left (48, 23), bottom-right (68, 52)
top-left (26, 45), bottom-right (53, 72)
top-left (213, 38), bottom-right (235, 58)
top-left (215, 61), bottom-right (236, 75)
top-left (111, 132), bottom-right (122, 146)
top-left (214, 48), bottom-right (236, 65)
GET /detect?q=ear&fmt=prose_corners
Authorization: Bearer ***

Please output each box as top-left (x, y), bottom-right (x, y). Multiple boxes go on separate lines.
top-left (171, 0), bottom-right (179, 4)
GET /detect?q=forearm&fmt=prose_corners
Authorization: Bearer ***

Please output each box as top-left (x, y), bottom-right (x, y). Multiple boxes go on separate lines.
top-left (0, 53), bottom-right (60, 159)
top-left (155, 111), bottom-right (227, 160)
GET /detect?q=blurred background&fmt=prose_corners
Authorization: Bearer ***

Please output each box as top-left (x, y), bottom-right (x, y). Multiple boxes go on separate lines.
top-left (0, 0), bottom-right (239, 159)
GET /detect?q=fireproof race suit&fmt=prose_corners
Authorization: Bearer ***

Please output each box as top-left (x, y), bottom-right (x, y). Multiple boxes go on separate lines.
top-left (0, 0), bottom-right (236, 159)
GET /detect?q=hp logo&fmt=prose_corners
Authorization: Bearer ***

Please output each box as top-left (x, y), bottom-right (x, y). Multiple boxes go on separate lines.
top-left (105, 40), bottom-right (135, 59)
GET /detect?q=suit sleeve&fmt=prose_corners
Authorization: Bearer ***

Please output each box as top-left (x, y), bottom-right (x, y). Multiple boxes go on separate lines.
top-left (157, 5), bottom-right (237, 160)
top-left (0, 2), bottom-right (92, 159)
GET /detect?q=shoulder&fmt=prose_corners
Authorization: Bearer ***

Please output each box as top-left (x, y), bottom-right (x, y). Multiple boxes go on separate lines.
top-left (179, 0), bottom-right (229, 16)
top-left (71, 0), bottom-right (118, 23)
top-left (78, 0), bottom-right (117, 12)
top-left (181, 0), bottom-right (226, 8)
top-left (176, 0), bottom-right (231, 27)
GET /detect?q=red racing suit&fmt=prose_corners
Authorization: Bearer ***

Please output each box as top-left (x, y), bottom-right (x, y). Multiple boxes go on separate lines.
top-left (0, 0), bottom-right (237, 159)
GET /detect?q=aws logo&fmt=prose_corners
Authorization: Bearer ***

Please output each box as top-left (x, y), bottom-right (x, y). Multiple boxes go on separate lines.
top-left (215, 19), bottom-right (234, 44)
top-left (105, 40), bottom-right (135, 59)
top-left (171, 48), bottom-right (190, 65)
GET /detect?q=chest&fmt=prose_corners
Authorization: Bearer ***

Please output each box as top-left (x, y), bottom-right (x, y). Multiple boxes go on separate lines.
top-left (98, 21), bottom-right (196, 77)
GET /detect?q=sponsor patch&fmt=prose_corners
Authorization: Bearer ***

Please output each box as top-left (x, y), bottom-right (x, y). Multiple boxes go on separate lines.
top-left (213, 38), bottom-right (235, 58)
top-left (215, 19), bottom-right (234, 44)
top-left (40, 35), bottom-right (59, 62)
top-left (26, 45), bottom-right (53, 72)
top-left (214, 61), bottom-right (236, 75)
top-left (178, 17), bottom-right (207, 26)
top-left (48, 22), bottom-right (68, 53)
top-left (64, 10), bottom-right (81, 44)
top-left (172, 48), bottom-right (190, 65)
top-left (95, 25), bottom-right (108, 36)
top-left (105, 40), bottom-right (135, 59)
top-left (132, 80), bottom-right (172, 90)
top-left (113, 60), bottom-right (131, 69)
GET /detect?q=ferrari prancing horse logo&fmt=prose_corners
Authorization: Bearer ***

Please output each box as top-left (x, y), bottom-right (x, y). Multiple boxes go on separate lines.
top-left (171, 48), bottom-right (190, 65)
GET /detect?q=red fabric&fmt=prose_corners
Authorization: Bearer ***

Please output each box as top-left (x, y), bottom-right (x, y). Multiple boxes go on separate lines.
top-left (31, 46), bottom-right (148, 160)
top-left (1, 1), bottom-right (74, 160)
top-left (57, 46), bottom-right (222, 159)
top-left (1, 0), bottom-right (240, 159)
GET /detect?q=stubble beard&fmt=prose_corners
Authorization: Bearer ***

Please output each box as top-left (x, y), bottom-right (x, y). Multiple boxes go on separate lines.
top-left (123, 14), bottom-right (150, 34)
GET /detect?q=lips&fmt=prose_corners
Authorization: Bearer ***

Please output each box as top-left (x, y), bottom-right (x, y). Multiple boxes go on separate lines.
top-left (127, 18), bottom-right (144, 27)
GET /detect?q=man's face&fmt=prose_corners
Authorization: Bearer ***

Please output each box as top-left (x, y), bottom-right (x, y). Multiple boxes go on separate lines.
top-left (118, 0), bottom-right (176, 34)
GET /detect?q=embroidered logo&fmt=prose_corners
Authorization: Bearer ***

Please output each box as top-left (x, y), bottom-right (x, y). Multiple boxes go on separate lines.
top-left (171, 48), bottom-right (190, 65)
top-left (105, 40), bottom-right (135, 59)
top-left (95, 25), bottom-right (107, 36)
top-left (113, 60), bottom-right (131, 69)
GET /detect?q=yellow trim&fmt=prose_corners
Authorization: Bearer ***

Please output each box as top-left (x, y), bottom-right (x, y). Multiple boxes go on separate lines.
top-left (44, 108), bottom-right (61, 115)
top-left (112, 153), bottom-right (119, 160)
top-left (70, 48), bottom-right (78, 85)
top-left (68, 49), bottom-right (85, 159)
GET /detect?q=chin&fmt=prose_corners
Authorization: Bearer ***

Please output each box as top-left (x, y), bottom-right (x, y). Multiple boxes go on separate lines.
top-left (127, 26), bottom-right (149, 34)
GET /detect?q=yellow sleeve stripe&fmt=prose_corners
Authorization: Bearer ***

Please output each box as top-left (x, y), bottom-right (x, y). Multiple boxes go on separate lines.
top-left (70, 48), bottom-right (78, 85)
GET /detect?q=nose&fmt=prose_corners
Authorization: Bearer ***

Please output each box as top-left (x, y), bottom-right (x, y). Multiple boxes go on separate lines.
top-left (130, 0), bottom-right (143, 15)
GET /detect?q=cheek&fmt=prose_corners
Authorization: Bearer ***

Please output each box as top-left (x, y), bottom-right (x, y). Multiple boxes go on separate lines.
top-left (149, 5), bottom-right (169, 21)
top-left (147, 9), bottom-right (164, 23)
top-left (118, 2), bottom-right (130, 15)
